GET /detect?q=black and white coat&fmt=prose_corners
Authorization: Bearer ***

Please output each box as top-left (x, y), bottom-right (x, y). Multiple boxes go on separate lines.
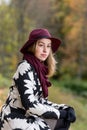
top-left (0, 60), bottom-right (68, 130)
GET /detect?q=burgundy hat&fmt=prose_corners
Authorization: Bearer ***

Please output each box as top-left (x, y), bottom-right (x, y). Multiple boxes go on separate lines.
top-left (20, 28), bottom-right (61, 54)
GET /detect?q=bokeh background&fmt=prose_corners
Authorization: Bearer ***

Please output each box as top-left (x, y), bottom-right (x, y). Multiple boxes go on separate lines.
top-left (0, 0), bottom-right (87, 130)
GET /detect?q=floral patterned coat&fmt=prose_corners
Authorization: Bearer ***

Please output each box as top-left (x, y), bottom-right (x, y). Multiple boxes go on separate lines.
top-left (0, 60), bottom-right (68, 130)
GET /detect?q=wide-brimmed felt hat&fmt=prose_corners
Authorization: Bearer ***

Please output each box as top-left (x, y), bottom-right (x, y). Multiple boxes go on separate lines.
top-left (20, 28), bottom-right (61, 54)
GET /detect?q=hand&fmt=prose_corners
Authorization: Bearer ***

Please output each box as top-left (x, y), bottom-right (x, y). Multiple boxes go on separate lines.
top-left (60, 109), bottom-right (67, 119)
top-left (66, 107), bottom-right (76, 123)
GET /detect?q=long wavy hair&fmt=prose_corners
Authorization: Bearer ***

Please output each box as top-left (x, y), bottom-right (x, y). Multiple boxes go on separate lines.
top-left (28, 41), bottom-right (57, 77)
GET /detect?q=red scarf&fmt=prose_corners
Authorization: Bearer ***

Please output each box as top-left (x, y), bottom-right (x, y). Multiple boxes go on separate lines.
top-left (23, 53), bottom-right (51, 98)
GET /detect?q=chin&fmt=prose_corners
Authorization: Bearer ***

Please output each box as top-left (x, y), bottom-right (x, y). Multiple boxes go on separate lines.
top-left (40, 58), bottom-right (46, 62)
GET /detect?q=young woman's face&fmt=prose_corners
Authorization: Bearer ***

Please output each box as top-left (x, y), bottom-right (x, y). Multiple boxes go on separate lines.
top-left (35, 38), bottom-right (51, 61)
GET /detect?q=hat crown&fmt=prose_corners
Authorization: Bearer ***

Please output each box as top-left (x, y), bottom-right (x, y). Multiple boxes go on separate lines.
top-left (29, 28), bottom-right (51, 40)
top-left (20, 28), bottom-right (61, 54)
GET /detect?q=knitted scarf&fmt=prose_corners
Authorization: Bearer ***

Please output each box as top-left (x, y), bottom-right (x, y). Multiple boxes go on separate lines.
top-left (23, 53), bottom-right (51, 98)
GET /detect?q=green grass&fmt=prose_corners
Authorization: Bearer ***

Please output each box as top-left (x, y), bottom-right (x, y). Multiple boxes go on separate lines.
top-left (48, 80), bottom-right (87, 130)
top-left (0, 74), bottom-right (11, 88)
top-left (52, 78), bottom-right (87, 98)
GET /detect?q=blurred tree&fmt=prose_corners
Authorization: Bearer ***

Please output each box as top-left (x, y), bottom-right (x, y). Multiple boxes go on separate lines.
top-left (27, 0), bottom-right (51, 27)
top-left (77, 0), bottom-right (87, 79)
top-left (0, 0), bottom-right (52, 78)
top-left (46, 0), bottom-right (87, 79)
top-left (61, 0), bottom-right (87, 79)
top-left (0, 0), bottom-right (87, 80)
top-left (0, 4), bottom-right (18, 77)
top-left (45, 0), bottom-right (71, 78)
top-left (0, 1), bottom-right (32, 77)
top-left (10, 0), bottom-right (34, 56)
top-left (46, 0), bottom-right (71, 39)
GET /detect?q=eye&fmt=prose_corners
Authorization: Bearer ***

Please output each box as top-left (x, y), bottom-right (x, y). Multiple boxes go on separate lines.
top-left (38, 43), bottom-right (44, 47)
top-left (47, 44), bottom-right (51, 48)
top-left (38, 42), bottom-right (44, 46)
top-left (47, 45), bottom-right (51, 47)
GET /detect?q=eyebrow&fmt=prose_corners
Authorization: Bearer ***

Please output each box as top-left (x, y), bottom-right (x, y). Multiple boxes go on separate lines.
top-left (38, 41), bottom-right (51, 45)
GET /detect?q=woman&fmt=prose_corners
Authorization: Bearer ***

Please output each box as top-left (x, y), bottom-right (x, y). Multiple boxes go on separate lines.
top-left (0, 28), bottom-right (76, 130)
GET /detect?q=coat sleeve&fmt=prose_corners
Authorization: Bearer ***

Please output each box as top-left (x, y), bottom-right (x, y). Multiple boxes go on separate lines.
top-left (13, 60), bottom-right (60, 119)
top-left (40, 97), bottom-right (69, 110)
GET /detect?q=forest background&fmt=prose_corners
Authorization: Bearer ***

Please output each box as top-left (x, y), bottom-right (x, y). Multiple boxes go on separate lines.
top-left (0, 0), bottom-right (87, 130)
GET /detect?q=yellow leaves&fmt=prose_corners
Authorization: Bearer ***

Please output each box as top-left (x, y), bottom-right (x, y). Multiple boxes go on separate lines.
top-left (67, 21), bottom-right (81, 41)
top-left (68, 0), bottom-right (84, 10)
top-left (10, 55), bottom-right (18, 71)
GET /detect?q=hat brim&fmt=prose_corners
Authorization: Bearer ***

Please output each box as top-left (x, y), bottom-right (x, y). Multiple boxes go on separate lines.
top-left (49, 37), bottom-right (61, 53)
top-left (20, 37), bottom-right (61, 54)
top-left (20, 39), bottom-right (36, 54)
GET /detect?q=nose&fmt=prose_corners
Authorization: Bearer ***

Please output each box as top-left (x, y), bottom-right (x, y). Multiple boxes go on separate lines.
top-left (43, 46), bottom-right (47, 52)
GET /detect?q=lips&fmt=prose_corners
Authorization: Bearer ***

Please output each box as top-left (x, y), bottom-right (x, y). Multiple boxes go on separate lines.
top-left (41, 54), bottom-right (48, 60)
top-left (41, 54), bottom-right (47, 58)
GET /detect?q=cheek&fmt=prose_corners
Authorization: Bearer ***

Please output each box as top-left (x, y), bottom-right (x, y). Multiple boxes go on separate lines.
top-left (35, 51), bottom-right (38, 57)
top-left (34, 48), bottom-right (40, 58)
top-left (47, 49), bottom-right (51, 55)
top-left (35, 46), bottom-right (42, 55)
